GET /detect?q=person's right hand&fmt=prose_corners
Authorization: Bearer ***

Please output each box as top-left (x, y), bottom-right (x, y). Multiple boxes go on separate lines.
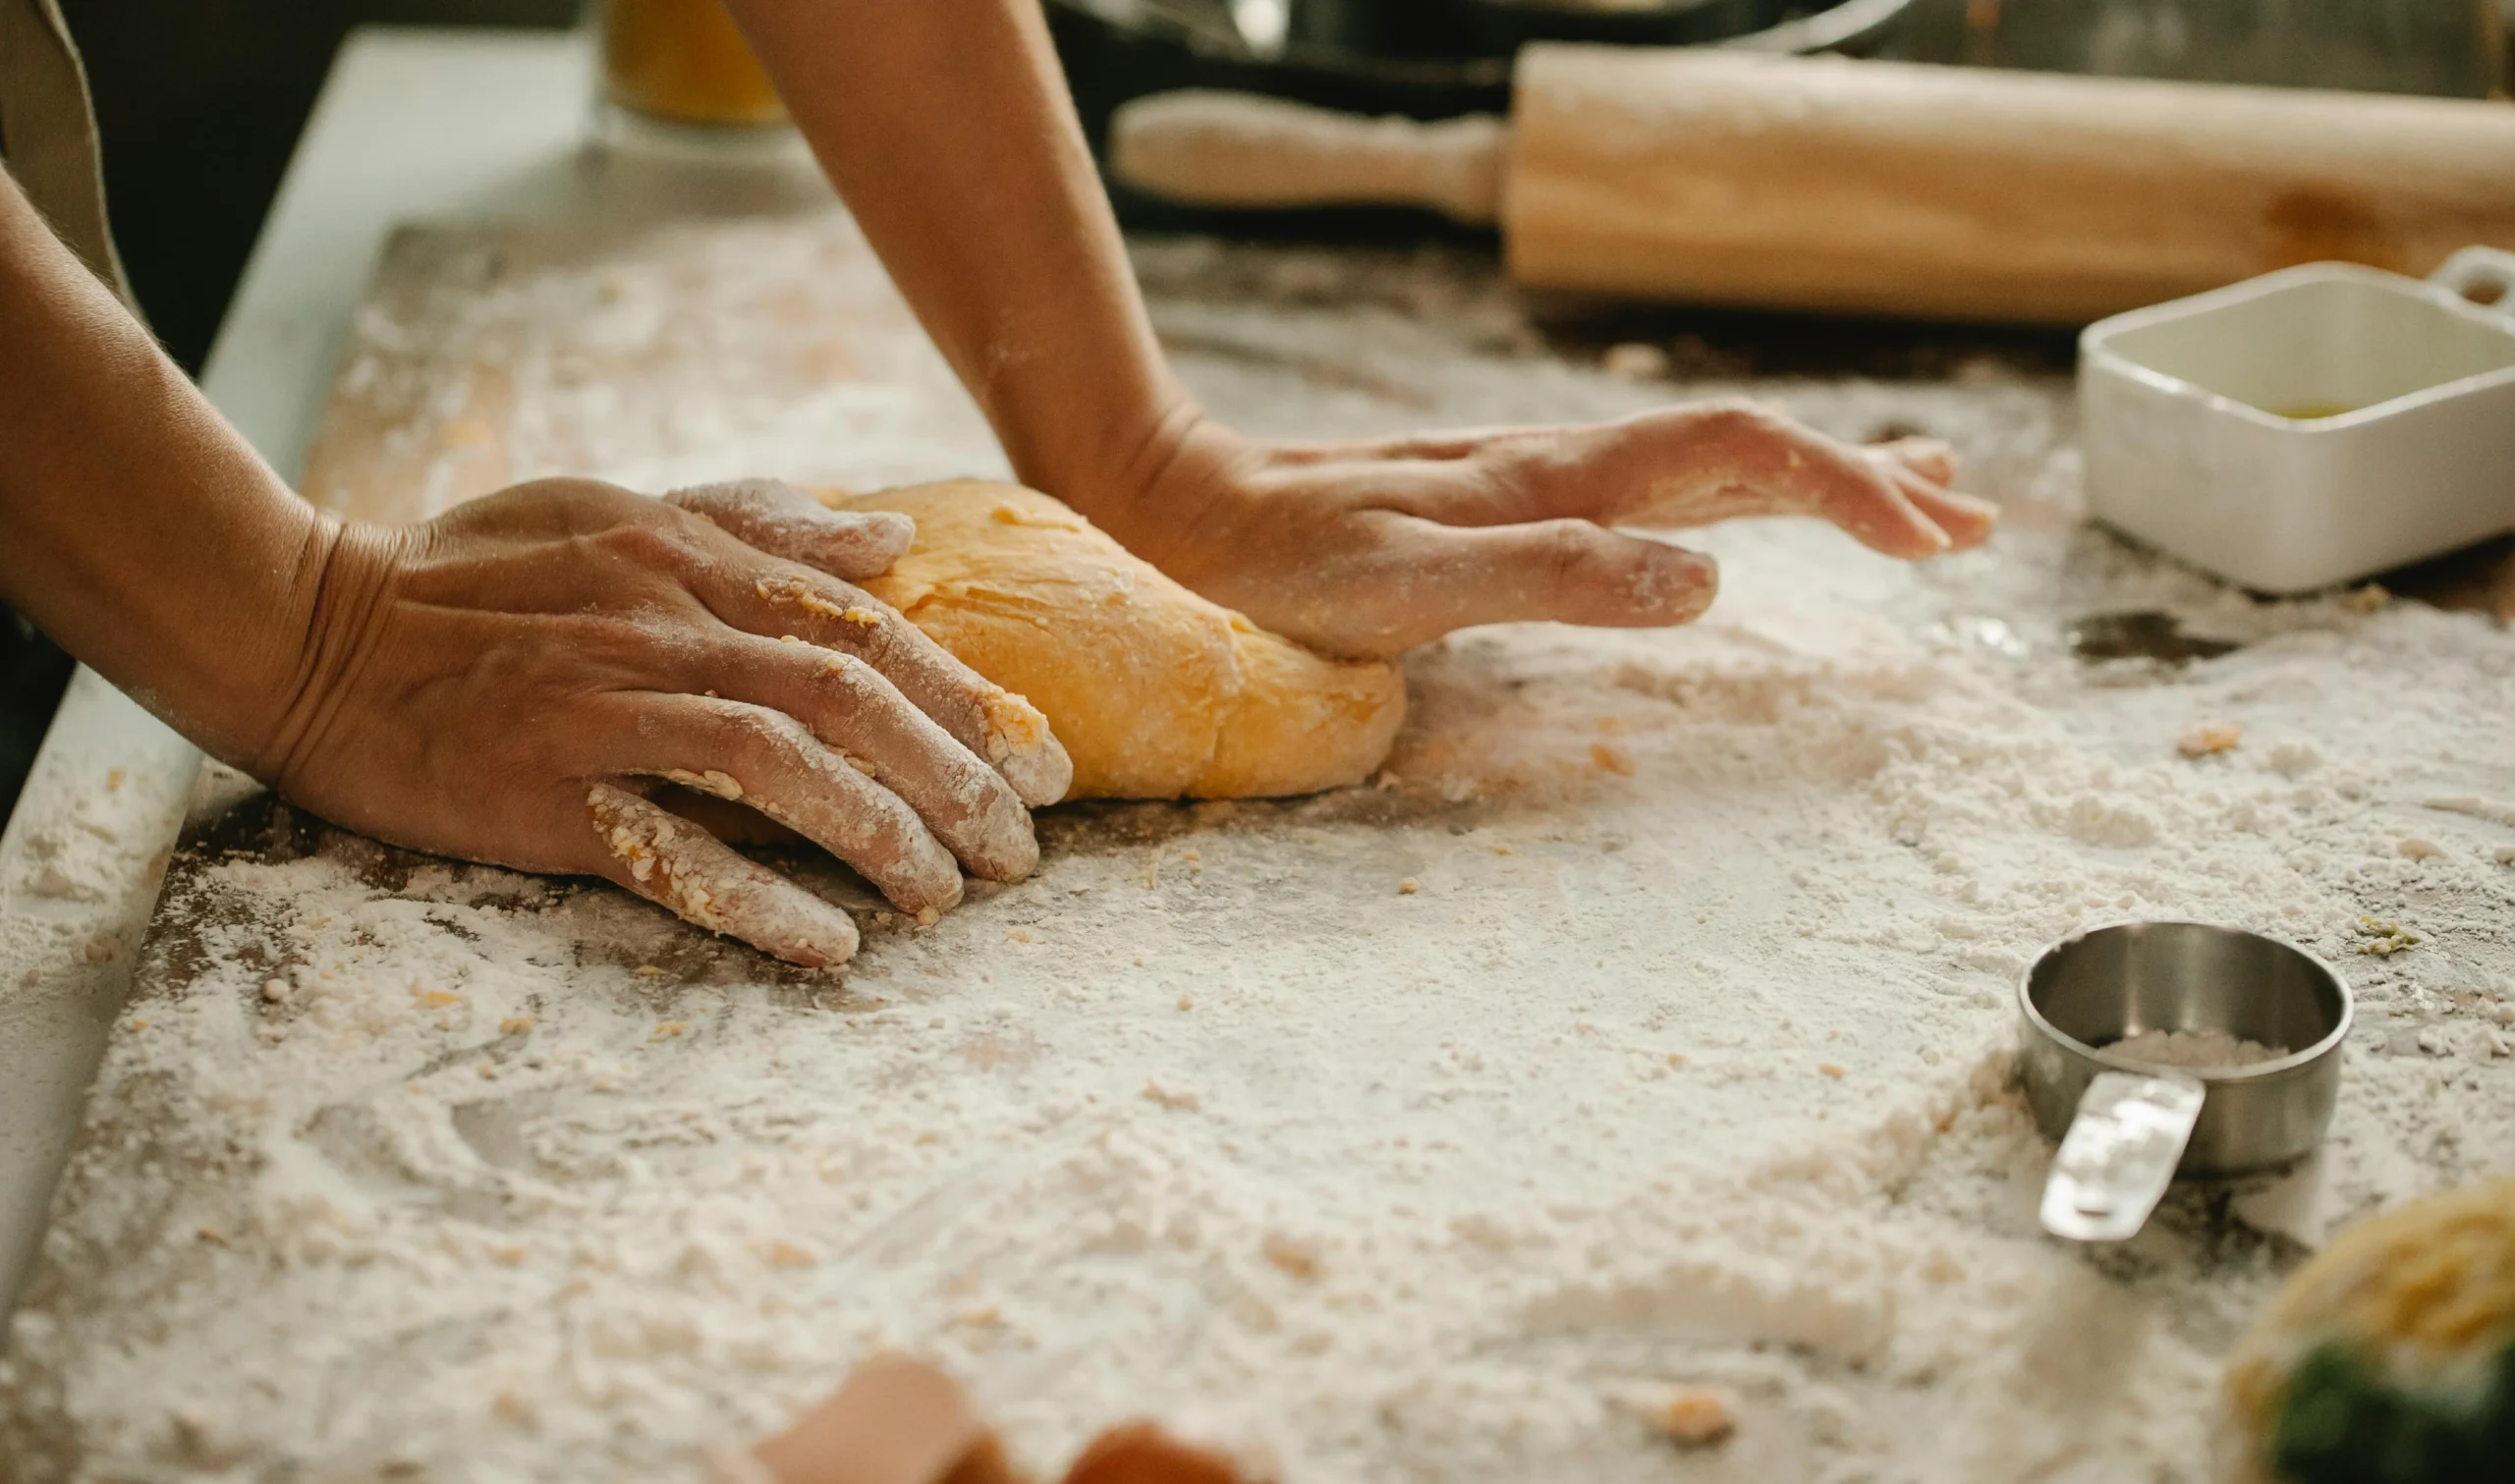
top-left (1078, 402), bottom-right (1993, 661)
top-left (248, 477), bottom-right (1071, 968)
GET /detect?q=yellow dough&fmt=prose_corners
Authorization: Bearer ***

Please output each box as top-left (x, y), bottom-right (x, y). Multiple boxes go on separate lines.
top-left (817, 481), bottom-right (1406, 800)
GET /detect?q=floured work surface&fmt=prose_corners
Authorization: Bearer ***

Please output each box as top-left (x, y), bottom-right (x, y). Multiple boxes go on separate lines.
top-left (7, 215), bottom-right (2515, 1483)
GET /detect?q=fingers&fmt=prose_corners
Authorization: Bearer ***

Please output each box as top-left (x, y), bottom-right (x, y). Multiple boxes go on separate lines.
top-left (619, 696), bottom-right (964, 916)
top-left (1801, 451), bottom-right (1954, 560)
top-left (668, 478), bottom-right (915, 581)
top-left (1553, 405), bottom-right (1973, 560)
top-left (1351, 406), bottom-right (1996, 562)
top-left (712, 634), bottom-right (1037, 882)
top-left (1890, 467), bottom-right (1998, 551)
top-left (585, 784), bottom-right (860, 969)
top-left (1346, 515), bottom-right (1717, 654)
top-left (1875, 435), bottom-right (1958, 488)
top-left (1861, 437), bottom-right (1996, 550)
top-left (699, 562), bottom-right (1074, 808)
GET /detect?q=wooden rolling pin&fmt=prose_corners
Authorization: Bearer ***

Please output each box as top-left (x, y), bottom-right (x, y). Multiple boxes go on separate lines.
top-left (1111, 45), bottom-right (2515, 324)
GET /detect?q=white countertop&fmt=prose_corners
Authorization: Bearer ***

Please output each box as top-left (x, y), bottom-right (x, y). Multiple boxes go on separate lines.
top-left (11, 26), bottom-right (2515, 1482)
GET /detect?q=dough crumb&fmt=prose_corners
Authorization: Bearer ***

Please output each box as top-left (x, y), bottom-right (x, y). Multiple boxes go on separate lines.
top-left (2264, 740), bottom-right (2320, 777)
top-left (1398, 878), bottom-right (1420, 896)
top-left (1261, 1232), bottom-right (1322, 1280)
top-left (761, 1240), bottom-right (818, 1270)
top-left (2341, 583), bottom-right (2391, 613)
top-left (1819, 1063), bottom-right (1846, 1079)
top-left (2398, 838), bottom-right (2444, 860)
top-left (652, 1021), bottom-right (688, 1041)
top-left (2178, 721), bottom-right (2242, 757)
top-left (2355, 916), bottom-right (2422, 956)
top-left (1142, 1081), bottom-right (1200, 1112)
top-left (1602, 342), bottom-right (1671, 380)
top-left (1645, 1388), bottom-right (1738, 1448)
top-left (1177, 993), bottom-right (1195, 1011)
top-left (499, 1017), bottom-right (533, 1035)
top-left (1592, 742), bottom-right (1636, 776)
top-left (260, 978), bottom-right (291, 1005)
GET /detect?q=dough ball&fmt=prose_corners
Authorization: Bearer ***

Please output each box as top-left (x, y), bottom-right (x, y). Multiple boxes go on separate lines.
top-left (818, 481), bottom-right (1405, 800)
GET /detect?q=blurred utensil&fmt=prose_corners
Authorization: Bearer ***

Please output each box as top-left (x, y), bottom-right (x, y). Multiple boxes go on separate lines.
top-left (1047, 0), bottom-right (1915, 151)
top-left (1110, 46), bottom-right (2515, 323)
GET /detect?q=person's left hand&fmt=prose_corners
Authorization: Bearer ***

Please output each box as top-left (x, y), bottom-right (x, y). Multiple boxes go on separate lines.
top-left (1079, 401), bottom-right (1996, 660)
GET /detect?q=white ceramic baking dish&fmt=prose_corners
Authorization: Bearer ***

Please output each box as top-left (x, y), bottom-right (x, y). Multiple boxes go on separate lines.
top-left (2079, 247), bottom-right (2515, 594)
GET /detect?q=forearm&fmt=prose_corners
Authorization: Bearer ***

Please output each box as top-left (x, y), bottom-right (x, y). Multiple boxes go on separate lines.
top-left (724, 0), bottom-right (1195, 508)
top-left (0, 165), bottom-right (331, 768)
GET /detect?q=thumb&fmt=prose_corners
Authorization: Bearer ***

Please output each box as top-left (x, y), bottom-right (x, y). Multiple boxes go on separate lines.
top-left (1377, 517), bottom-right (1718, 650)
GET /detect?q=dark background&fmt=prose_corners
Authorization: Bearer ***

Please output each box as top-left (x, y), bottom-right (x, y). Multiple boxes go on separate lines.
top-left (67, 0), bottom-right (584, 373)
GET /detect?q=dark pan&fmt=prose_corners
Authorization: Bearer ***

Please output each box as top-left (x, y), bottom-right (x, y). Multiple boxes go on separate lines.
top-left (1048, 0), bottom-right (1917, 145)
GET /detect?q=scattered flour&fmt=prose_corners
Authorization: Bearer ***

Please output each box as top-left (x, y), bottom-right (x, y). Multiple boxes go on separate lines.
top-left (5, 225), bottom-right (2515, 1484)
top-left (2108, 1028), bottom-right (2288, 1071)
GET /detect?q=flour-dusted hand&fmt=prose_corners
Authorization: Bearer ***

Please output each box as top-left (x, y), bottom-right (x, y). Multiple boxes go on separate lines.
top-left (1081, 404), bottom-right (1997, 660)
top-left (2, 164), bottom-right (1058, 969)
top-left (251, 478), bottom-right (1069, 968)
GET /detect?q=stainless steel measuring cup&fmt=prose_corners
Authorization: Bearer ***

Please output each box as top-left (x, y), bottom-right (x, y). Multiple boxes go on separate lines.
top-left (2017, 920), bottom-right (2352, 1241)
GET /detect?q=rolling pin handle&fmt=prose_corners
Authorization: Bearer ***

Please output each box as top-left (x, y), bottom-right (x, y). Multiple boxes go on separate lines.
top-left (1109, 89), bottom-right (1507, 226)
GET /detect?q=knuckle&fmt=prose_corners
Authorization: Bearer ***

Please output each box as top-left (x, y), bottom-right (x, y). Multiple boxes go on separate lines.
top-left (735, 704), bottom-right (818, 761)
top-left (1542, 520), bottom-right (1604, 586)
top-left (695, 704), bottom-right (792, 776)
top-left (668, 477), bottom-right (784, 516)
top-left (1699, 396), bottom-right (1779, 437)
top-left (809, 648), bottom-right (889, 704)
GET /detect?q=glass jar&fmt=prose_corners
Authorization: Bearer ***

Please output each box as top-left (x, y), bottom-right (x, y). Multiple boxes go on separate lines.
top-left (601, 0), bottom-right (790, 128)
